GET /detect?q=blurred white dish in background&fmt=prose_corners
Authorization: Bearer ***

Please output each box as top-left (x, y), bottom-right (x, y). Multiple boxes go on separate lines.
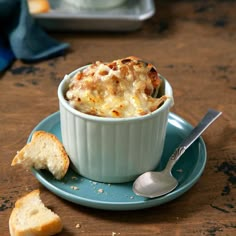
top-left (32, 0), bottom-right (155, 32)
top-left (63, 0), bottom-right (126, 9)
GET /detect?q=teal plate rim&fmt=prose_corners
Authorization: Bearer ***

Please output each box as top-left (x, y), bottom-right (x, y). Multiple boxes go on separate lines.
top-left (29, 111), bottom-right (207, 211)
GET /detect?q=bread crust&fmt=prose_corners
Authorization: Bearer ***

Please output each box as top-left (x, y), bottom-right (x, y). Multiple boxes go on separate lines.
top-left (27, 0), bottom-right (50, 14)
top-left (9, 190), bottom-right (63, 236)
top-left (12, 131), bottom-right (70, 180)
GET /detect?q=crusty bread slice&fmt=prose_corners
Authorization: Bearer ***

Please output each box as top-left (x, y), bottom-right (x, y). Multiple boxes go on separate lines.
top-left (11, 131), bottom-right (70, 180)
top-left (9, 189), bottom-right (63, 236)
top-left (27, 0), bottom-right (50, 14)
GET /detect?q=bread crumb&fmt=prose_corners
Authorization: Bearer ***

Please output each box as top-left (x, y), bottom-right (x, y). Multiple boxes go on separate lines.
top-left (98, 188), bottom-right (104, 193)
top-left (75, 223), bottom-right (81, 228)
top-left (71, 176), bottom-right (78, 180)
top-left (130, 196), bottom-right (134, 199)
top-left (112, 232), bottom-right (120, 236)
top-left (176, 169), bottom-right (183, 173)
top-left (70, 186), bottom-right (79, 190)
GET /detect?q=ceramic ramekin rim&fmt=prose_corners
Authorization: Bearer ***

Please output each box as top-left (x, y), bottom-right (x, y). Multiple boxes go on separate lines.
top-left (58, 65), bottom-right (174, 123)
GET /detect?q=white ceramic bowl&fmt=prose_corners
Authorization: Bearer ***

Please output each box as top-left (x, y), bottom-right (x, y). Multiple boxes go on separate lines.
top-left (64, 0), bottom-right (126, 9)
top-left (58, 66), bottom-right (174, 183)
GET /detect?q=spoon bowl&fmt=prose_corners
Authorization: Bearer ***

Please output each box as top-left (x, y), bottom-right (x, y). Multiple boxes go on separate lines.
top-left (133, 109), bottom-right (222, 198)
top-left (133, 171), bottom-right (178, 198)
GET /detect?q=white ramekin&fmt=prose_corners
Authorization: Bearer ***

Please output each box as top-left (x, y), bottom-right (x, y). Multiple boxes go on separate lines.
top-left (58, 66), bottom-right (174, 183)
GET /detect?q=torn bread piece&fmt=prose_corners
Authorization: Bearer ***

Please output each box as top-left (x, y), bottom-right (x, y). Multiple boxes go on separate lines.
top-left (27, 0), bottom-right (50, 14)
top-left (9, 189), bottom-right (63, 236)
top-left (12, 131), bottom-right (70, 180)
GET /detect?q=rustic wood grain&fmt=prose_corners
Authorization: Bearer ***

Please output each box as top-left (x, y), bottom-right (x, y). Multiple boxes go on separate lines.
top-left (1, 1), bottom-right (236, 235)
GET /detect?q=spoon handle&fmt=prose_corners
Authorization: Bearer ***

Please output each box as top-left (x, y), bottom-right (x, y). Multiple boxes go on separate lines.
top-left (165, 109), bottom-right (222, 172)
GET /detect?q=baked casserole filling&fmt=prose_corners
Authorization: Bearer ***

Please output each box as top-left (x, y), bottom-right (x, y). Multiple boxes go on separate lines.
top-left (66, 56), bottom-right (167, 118)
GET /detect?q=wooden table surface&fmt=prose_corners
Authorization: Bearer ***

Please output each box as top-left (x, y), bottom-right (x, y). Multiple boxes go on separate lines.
top-left (1, 1), bottom-right (236, 235)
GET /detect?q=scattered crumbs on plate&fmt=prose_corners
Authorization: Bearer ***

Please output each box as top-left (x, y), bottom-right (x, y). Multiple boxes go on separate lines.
top-left (176, 169), bottom-right (183, 173)
top-left (108, 183), bottom-right (111, 187)
top-left (92, 182), bottom-right (97, 185)
top-left (125, 195), bottom-right (135, 200)
top-left (98, 188), bottom-right (104, 193)
top-left (71, 176), bottom-right (78, 180)
top-left (112, 232), bottom-right (120, 236)
top-left (75, 223), bottom-right (81, 228)
top-left (70, 186), bottom-right (79, 190)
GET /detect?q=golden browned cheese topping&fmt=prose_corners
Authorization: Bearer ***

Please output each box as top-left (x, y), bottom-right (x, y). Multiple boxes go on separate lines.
top-left (66, 57), bottom-right (167, 118)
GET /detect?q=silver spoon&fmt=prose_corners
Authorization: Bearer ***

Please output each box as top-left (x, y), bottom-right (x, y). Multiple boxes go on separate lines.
top-left (133, 109), bottom-right (222, 198)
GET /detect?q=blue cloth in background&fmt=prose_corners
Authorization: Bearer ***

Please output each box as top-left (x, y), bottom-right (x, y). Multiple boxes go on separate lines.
top-left (0, 0), bottom-right (69, 72)
top-left (0, 38), bottom-right (15, 71)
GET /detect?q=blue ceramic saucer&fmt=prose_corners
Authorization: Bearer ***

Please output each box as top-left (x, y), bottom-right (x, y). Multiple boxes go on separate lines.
top-left (29, 111), bottom-right (206, 211)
